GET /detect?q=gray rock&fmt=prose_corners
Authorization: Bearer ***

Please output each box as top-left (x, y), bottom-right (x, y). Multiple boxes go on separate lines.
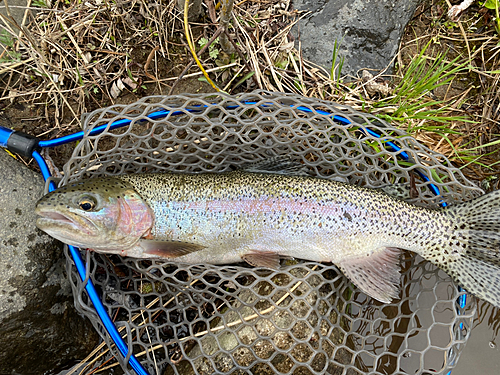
top-left (0, 150), bottom-right (98, 374)
top-left (175, 0), bottom-right (203, 20)
top-left (293, 0), bottom-right (422, 77)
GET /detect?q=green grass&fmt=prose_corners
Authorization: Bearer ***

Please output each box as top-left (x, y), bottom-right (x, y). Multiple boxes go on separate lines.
top-left (0, 30), bottom-right (21, 63)
top-left (330, 39), bottom-right (344, 83)
top-left (360, 42), bottom-right (487, 168)
top-left (373, 41), bottom-right (472, 128)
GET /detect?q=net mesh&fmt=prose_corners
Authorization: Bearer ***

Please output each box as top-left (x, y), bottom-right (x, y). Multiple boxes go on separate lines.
top-left (60, 90), bottom-right (480, 374)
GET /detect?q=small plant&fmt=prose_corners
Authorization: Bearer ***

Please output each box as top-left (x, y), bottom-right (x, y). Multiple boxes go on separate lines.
top-left (360, 41), bottom-right (480, 168)
top-left (330, 39), bottom-right (344, 83)
top-left (0, 30), bottom-right (21, 63)
top-left (373, 41), bottom-right (471, 128)
top-left (198, 37), bottom-right (220, 59)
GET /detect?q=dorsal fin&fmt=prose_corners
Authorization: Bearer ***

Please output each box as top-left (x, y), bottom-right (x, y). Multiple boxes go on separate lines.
top-left (241, 157), bottom-right (310, 177)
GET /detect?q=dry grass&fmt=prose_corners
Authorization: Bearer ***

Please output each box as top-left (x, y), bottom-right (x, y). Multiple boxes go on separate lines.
top-left (1, 0), bottom-right (499, 184)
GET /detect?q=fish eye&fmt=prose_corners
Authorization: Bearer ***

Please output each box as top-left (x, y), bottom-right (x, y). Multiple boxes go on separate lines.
top-left (78, 197), bottom-right (96, 211)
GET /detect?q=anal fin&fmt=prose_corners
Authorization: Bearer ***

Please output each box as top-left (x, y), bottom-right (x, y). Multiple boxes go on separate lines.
top-left (337, 247), bottom-right (402, 303)
top-left (242, 251), bottom-right (281, 270)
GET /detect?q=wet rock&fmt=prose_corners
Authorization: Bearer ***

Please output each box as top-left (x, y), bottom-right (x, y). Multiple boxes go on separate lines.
top-left (0, 150), bottom-right (99, 374)
top-left (293, 0), bottom-right (422, 76)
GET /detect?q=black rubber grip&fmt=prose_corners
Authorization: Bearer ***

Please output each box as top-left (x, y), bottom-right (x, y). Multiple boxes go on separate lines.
top-left (7, 131), bottom-right (41, 158)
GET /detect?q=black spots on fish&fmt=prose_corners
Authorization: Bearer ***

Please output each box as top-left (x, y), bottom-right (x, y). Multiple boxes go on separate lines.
top-left (343, 212), bottom-right (353, 222)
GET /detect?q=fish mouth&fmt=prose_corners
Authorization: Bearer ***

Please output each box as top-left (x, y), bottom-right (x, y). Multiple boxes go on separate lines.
top-left (35, 209), bottom-right (97, 237)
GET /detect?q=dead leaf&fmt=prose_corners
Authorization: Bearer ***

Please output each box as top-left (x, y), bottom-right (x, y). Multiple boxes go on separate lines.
top-left (205, 0), bottom-right (217, 23)
top-left (362, 70), bottom-right (392, 97)
top-left (122, 77), bottom-right (137, 90)
top-left (110, 79), bottom-right (126, 99)
top-left (279, 41), bottom-right (295, 52)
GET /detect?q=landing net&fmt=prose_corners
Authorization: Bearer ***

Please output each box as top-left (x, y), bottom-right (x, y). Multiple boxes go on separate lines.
top-left (61, 91), bottom-right (479, 374)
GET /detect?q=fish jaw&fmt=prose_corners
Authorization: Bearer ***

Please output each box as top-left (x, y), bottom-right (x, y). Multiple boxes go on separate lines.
top-left (35, 207), bottom-right (99, 247)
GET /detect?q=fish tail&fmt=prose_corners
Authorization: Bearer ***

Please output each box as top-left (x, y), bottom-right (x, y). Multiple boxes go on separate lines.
top-left (435, 190), bottom-right (500, 307)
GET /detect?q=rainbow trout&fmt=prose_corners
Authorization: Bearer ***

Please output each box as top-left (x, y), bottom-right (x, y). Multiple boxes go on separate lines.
top-left (35, 159), bottom-right (500, 307)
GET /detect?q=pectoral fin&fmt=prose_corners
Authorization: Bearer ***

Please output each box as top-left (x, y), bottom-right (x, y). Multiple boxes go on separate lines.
top-left (242, 251), bottom-right (281, 269)
top-left (139, 239), bottom-right (206, 258)
top-left (337, 247), bottom-right (402, 303)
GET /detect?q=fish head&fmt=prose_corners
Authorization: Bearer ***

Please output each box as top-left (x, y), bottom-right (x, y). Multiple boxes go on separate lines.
top-left (35, 177), bottom-right (154, 252)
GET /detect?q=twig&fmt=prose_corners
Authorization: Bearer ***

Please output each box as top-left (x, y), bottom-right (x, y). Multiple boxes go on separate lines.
top-left (144, 46), bottom-right (160, 81)
top-left (56, 15), bottom-right (90, 64)
top-left (223, 28), bottom-right (253, 75)
top-left (0, 57), bottom-right (34, 75)
top-left (154, 62), bottom-right (239, 84)
top-left (444, 0), bottom-right (471, 67)
top-left (262, 43), bottom-right (284, 92)
top-left (219, 0), bottom-right (236, 53)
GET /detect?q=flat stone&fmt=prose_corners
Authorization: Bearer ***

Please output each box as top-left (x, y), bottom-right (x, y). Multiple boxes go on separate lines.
top-left (293, 0), bottom-right (422, 76)
top-left (0, 149), bottom-right (98, 374)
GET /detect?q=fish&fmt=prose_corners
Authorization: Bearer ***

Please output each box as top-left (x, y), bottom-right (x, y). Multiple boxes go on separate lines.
top-left (35, 158), bottom-right (500, 307)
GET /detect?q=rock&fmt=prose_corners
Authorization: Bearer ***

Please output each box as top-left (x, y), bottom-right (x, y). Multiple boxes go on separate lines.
top-left (175, 0), bottom-right (204, 20)
top-left (292, 0), bottom-right (422, 76)
top-left (0, 150), bottom-right (99, 375)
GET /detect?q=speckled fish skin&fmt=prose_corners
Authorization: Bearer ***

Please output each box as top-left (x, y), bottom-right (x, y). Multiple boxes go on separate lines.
top-left (35, 170), bottom-right (500, 307)
top-left (117, 172), bottom-right (441, 263)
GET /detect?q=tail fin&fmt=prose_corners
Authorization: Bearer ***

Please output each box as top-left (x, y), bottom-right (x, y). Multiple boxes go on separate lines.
top-left (439, 190), bottom-right (500, 307)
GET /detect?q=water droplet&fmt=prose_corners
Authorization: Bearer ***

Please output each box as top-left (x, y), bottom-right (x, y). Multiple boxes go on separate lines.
top-left (489, 341), bottom-right (496, 349)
